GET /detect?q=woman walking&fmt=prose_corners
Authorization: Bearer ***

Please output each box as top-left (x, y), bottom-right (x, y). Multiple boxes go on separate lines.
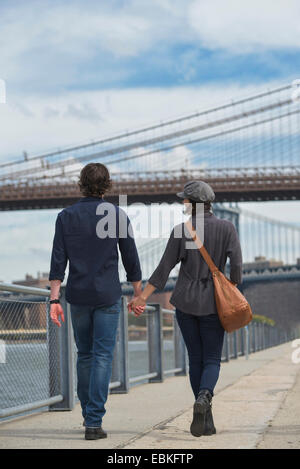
top-left (129, 180), bottom-right (243, 437)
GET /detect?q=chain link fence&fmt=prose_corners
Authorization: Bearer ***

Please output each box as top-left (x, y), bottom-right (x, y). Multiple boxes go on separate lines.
top-left (0, 297), bottom-right (54, 410)
top-left (0, 285), bottom-right (64, 420)
top-left (1, 283), bottom-right (299, 422)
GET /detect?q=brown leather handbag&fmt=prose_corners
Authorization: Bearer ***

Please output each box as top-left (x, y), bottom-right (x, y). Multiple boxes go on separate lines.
top-left (185, 220), bottom-right (252, 333)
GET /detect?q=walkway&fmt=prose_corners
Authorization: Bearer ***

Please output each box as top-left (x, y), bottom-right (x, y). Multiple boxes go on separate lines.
top-left (0, 341), bottom-right (299, 449)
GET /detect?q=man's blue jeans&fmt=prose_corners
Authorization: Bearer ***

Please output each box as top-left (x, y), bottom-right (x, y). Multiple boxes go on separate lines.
top-left (175, 309), bottom-right (225, 399)
top-left (70, 298), bottom-right (121, 428)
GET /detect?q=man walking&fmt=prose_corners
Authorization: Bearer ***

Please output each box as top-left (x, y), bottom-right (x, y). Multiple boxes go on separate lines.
top-left (48, 163), bottom-right (143, 440)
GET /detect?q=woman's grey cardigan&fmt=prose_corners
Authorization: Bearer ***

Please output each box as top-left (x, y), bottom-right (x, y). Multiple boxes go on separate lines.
top-left (148, 211), bottom-right (243, 317)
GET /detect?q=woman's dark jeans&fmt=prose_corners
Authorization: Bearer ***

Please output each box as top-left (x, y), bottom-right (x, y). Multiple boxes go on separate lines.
top-left (175, 309), bottom-right (225, 399)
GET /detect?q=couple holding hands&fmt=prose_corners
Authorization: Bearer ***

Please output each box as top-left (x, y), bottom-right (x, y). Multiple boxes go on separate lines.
top-left (49, 163), bottom-right (242, 440)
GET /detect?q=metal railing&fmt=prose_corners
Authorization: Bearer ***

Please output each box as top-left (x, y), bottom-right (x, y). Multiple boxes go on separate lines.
top-left (110, 301), bottom-right (187, 394)
top-left (0, 283), bottom-right (65, 419)
top-left (220, 321), bottom-right (298, 362)
top-left (0, 282), bottom-right (298, 421)
top-left (0, 283), bottom-right (187, 419)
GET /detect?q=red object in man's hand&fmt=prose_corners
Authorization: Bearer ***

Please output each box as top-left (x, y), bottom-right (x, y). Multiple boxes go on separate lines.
top-left (50, 303), bottom-right (65, 327)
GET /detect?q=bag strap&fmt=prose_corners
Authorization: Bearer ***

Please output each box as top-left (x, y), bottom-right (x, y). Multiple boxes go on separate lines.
top-left (185, 220), bottom-right (219, 275)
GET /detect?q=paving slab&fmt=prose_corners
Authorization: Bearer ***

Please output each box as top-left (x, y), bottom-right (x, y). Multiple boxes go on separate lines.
top-left (0, 342), bottom-right (298, 449)
top-left (124, 343), bottom-right (300, 449)
top-left (257, 360), bottom-right (300, 449)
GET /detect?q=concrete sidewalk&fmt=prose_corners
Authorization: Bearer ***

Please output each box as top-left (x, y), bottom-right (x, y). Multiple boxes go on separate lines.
top-left (0, 341), bottom-right (299, 449)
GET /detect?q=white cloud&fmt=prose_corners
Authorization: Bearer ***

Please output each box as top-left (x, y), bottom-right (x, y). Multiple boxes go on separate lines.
top-left (239, 201), bottom-right (300, 225)
top-left (0, 1), bottom-right (299, 283)
top-left (0, 0), bottom-right (188, 84)
top-left (188, 0), bottom-right (300, 53)
top-left (1, 0), bottom-right (299, 93)
top-left (0, 209), bottom-right (59, 283)
top-left (123, 144), bottom-right (205, 173)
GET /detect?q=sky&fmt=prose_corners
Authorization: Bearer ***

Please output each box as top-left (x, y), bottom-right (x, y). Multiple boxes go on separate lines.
top-left (0, 0), bottom-right (300, 282)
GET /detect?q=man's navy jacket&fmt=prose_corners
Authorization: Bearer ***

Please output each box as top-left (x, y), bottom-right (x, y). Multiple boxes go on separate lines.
top-left (49, 196), bottom-right (142, 306)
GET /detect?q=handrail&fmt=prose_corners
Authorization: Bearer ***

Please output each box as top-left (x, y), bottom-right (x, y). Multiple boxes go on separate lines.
top-left (0, 286), bottom-right (176, 314)
top-left (1, 282), bottom-right (298, 422)
top-left (0, 285), bottom-right (185, 419)
top-left (0, 282), bottom-right (50, 297)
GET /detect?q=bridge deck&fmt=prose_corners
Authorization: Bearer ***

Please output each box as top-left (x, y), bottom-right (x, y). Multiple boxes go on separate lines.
top-left (0, 341), bottom-right (298, 449)
top-left (1, 168), bottom-right (300, 209)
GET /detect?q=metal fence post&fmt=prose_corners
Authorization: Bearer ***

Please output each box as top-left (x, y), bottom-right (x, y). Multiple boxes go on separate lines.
top-left (110, 296), bottom-right (129, 393)
top-left (174, 316), bottom-right (187, 375)
top-left (262, 323), bottom-right (266, 349)
top-left (252, 322), bottom-right (256, 353)
top-left (47, 301), bottom-right (61, 401)
top-left (274, 327), bottom-right (277, 345)
top-left (245, 326), bottom-right (249, 360)
top-left (256, 323), bottom-right (259, 350)
top-left (271, 325), bottom-right (275, 347)
top-left (50, 289), bottom-right (75, 411)
top-left (111, 347), bottom-right (119, 386)
top-left (224, 332), bottom-right (230, 362)
top-left (233, 330), bottom-right (238, 359)
top-left (265, 324), bottom-right (269, 348)
top-left (247, 323), bottom-right (251, 353)
top-left (259, 323), bottom-right (263, 350)
top-left (277, 327), bottom-right (280, 345)
top-left (240, 327), bottom-right (245, 356)
top-left (147, 304), bottom-right (164, 382)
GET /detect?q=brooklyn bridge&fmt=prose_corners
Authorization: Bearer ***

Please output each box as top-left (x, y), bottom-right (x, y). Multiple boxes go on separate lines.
top-left (1, 82), bottom-right (300, 447)
top-left (0, 83), bottom-right (300, 210)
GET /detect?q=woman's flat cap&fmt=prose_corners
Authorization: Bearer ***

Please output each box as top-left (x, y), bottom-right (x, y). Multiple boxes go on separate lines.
top-left (176, 180), bottom-right (215, 203)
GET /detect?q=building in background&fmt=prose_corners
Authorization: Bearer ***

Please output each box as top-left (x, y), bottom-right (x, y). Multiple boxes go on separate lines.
top-left (243, 256), bottom-right (284, 271)
top-left (13, 272), bottom-right (50, 289)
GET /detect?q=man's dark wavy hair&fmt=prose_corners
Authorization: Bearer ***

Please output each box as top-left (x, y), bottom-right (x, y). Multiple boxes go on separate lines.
top-left (78, 163), bottom-right (112, 197)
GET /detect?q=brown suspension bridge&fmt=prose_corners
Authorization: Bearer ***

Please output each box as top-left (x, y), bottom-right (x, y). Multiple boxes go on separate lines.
top-left (0, 82), bottom-right (300, 210)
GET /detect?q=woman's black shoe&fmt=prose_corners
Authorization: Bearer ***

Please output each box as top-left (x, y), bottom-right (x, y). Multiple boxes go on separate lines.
top-left (203, 406), bottom-right (216, 435)
top-left (190, 389), bottom-right (213, 437)
top-left (85, 426), bottom-right (107, 440)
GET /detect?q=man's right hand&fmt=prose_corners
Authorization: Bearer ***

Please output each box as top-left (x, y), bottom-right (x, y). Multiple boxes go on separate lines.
top-left (128, 296), bottom-right (146, 316)
top-left (50, 303), bottom-right (65, 327)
